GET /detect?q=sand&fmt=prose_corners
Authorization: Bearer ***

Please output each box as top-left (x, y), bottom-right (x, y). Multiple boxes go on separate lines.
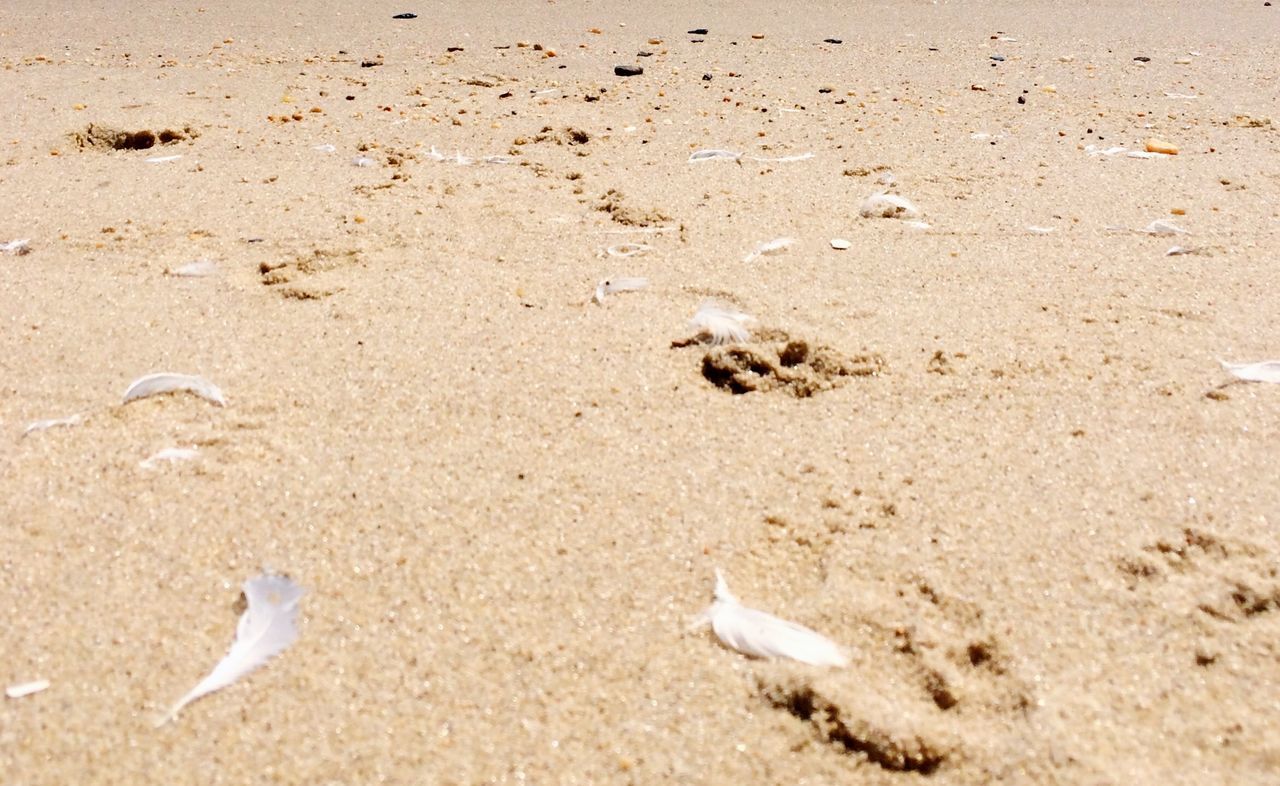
top-left (2, 1), bottom-right (1279, 783)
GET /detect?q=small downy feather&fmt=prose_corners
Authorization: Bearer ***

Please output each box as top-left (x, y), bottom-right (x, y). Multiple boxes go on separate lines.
top-left (743, 237), bottom-right (795, 263)
top-left (859, 192), bottom-right (921, 219)
top-left (688, 149), bottom-right (743, 162)
top-left (1220, 359), bottom-right (1280, 384)
top-left (158, 573), bottom-right (304, 725)
top-left (167, 259), bottom-right (218, 278)
top-left (1143, 219), bottom-right (1189, 235)
top-left (123, 373), bottom-right (226, 407)
top-left (693, 570), bottom-right (848, 667)
top-left (690, 301), bottom-right (754, 345)
top-left (593, 276), bottom-right (649, 304)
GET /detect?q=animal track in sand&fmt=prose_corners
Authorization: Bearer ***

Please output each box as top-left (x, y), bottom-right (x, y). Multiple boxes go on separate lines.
top-left (258, 248), bottom-right (358, 301)
top-left (695, 329), bottom-right (885, 397)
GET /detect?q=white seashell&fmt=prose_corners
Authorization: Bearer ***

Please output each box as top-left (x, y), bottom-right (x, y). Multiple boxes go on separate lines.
top-left (5, 680), bottom-right (50, 699)
top-left (140, 446), bottom-right (200, 470)
top-left (123, 373), bottom-right (226, 407)
top-left (1026, 225), bottom-right (1056, 234)
top-left (352, 156), bottom-right (376, 167)
top-left (1219, 360), bottom-right (1280, 384)
top-left (859, 192), bottom-right (921, 219)
top-left (743, 237), bottom-right (795, 262)
top-left (690, 301), bottom-right (754, 345)
top-left (688, 149), bottom-right (742, 162)
top-left (606, 243), bottom-right (653, 258)
top-left (23, 413), bottom-right (84, 437)
top-left (592, 276), bottom-right (649, 304)
top-left (693, 570), bottom-right (848, 667)
top-left (1, 238), bottom-right (31, 255)
top-left (1166, 245), bottom-right (1193, 256)
top-left (829, 238), bottom-right (851, 250)
top-left (1143, 219), bottom-right (1189, 235)
top-left (169, 259), bottom-right (218, 278)
top-left (313, 144), bottom-right (337, 153)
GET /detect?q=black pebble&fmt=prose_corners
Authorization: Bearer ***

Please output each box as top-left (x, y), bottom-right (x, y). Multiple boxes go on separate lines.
top-left (614, 65), bottom-right (643, 77)
top-left (823, 38), bottom-right (842, 44)
top-left (818, 86), bottom-right (833, 94)
top-left (990, 54), bottom-right (1005, 61)
top-left (1017, 95), bottom-right (1026, 104)
top-left (1134, 56), bottom-right (1151, 62)
top-left (637, 51), bottom-right (654, 57)
top-left (688, 28), bottom-right (709, 35)
top-left (447, 46), bottom-right (464, 52)
top-left (391, 12), bottom-right (416, 19)
top-left (360, 60), bottom-right (381, 68)
top-left (702, 73), bottom-right (712, 81)
top-left (690, 39), bottom-right (704, 43)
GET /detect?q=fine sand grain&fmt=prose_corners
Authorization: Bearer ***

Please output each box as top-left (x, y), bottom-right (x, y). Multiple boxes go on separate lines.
top-left (2, 2), bottom-right (1279, 783)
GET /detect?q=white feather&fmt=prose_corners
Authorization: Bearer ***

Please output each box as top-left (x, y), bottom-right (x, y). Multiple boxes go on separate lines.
top-left (22, 413), bottom-right (84, 437)
top-left (1, 238), bottom-right (31, 255)
top-left (123, 373), bottom-right (226, 407)
top-left (694, 570), bottom-right (848, 667)
top-left (859, 192), bottom-right (921, 219)
top-left (592, 276), bottom-right (649, 304)
top-left (158, 573), bottom-right (304, 725)
top-left (688, 149), bottom-right (743, 162)
top-left (1143, 219), bottom-right (1189, 235)
top-left (140, 446), bottom-right (199, 470)
top-left (690, 301), bottom-right (754, 345)
top-left (743, 237), bottom-right (795, 263)
top-left (168, 259), bottom-right (218, 277)
top-left (605, 243), bottom-right (653, 258)
top-left (6, 679), bottom-right (50, 698)
top-left (1220, 359), bottom-right (1280, 384)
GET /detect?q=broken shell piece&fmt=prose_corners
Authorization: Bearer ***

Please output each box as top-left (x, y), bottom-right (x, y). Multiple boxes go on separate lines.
top-left (1144, 219), bottom-right (1189, 235)
top-left (351, 156), bottom-right (376, 167)
top-left (313, 143), bottom-right (337, 153)
top-left (1026, 225), bottom-right (1056, 234)
top-left (140, 446), bottom-right (199, 469)
top-left (1144, 138), bottom-right (1179, 155)
top-left (1, 239), bottom-right (31, 255)
top-left (123, 373), bottom-right (226, 407)
top-left (592, 276), bottom-right (649, 304)
top-left (146, 154), bottom-right (183, 164)
top-left (23, 413), bottom-right (84, 437)
top-left (168, 259), bottom-right (218, 277)
top-left (606, 243), bottom-right (653, 258)
top-left (829, 238), bottom-right (851, 250)
top-left (1166, 245), bottom-right (1195, 256)
top-left (743, 237), bottom-right (795, 263)
top-left (1219, 360), bottom-right (1280, 384)
top-left (859, 192), bottom-right (921, 219)
top-left (5, 680), bottom-right (50, 699)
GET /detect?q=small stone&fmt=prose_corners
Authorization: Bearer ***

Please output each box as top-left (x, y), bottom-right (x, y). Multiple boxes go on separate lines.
top-left (751, 33), bottom-right (765, 40)
top-left (637, 51), bottom-right (653, 57)
top-left (614, 65), bottom-right (643, 77)
top-left (702, 73), bottom-right (712, 81)
top-left (391, 12), bottom-right (417, 19)
top-left (647, 38), bottom-right (662, 45)
top-left (1134, 55), bottom-right (1151, 62)
top-left (688, 28), bottom-right (709, 35)
top-left (823, 38), bottom-right (842, 44)
top-left (830, 238), bottom-right (851, 250)
top-left (818, 85), bottom-right (834, 94)
top-left (1170, 207), bottom-right (1186, 215)
top-left (990, 54), bottom-right (1005, 61)
top-left (1145, 137), bottom-right (1179, 155)
top-left (1017, 95), bottom-right (1026, 104)
top-left (1174, 57), bottom-right (1192, 64)
top-left (1058, 55), bottom-right (1074, 62)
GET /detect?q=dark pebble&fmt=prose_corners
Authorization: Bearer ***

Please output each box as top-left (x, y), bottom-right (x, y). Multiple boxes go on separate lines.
top-left (928, 47), bottom-right (940, 52)
top-left (702, 73), bottom-right (712, 81)
top-left (688, 28), bottom-right (709, 35)
top-left (691, 39), bottom-right (705, 43)
top-left (498, 91), bottom-right (512, 99)
top-left (1134, 56), bottom-right (1151, 62)
top-left (990, 54), bottom-right (1005, 61)
top-left (391, 12), bottom-right (417, 19)
top-left (637, 51), bottom-right (654, 57)
top-left (1017, 95), bottom-right (1026, 104)
top-left (614, 65), bottom-right (643, 77)
top-left (818, 86), bottom-right (833, 94)
top-left (823, 38), bottom-right (842, 44)
top-left (447, 46), bottom-right (464, 52)
top-left (360, 60), bottom-right (381, 68)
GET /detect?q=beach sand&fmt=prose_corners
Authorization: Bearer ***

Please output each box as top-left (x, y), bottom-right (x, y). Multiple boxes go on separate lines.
top-left (2, 1), bottom-right (1279, 783)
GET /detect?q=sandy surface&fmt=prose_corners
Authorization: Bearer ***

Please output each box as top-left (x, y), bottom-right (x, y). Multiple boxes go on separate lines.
top-left (2, 1), bottom-right (1279, 783)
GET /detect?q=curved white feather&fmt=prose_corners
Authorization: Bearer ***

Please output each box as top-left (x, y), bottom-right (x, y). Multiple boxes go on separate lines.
top-left (159, 574), bottom-right (304, 725)
top-left (123, 373), bottom-right (225, 407)
top-left (690, 301), bottom-right (753, 345)
top-left (23, 413), bottom-right (84, 437)
top-left (743, 237), bottom-right (795, 263)
top-left (688, 149), bottom-right (742, 162)
top-left (1220, 359), bottom-right (1280, 384)
top-left (859, 192), bottom-right (921, 219)
top-left (699, 570), bottom-right (848, 667)
top-left (592, 276), bottom-right (649, 304)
